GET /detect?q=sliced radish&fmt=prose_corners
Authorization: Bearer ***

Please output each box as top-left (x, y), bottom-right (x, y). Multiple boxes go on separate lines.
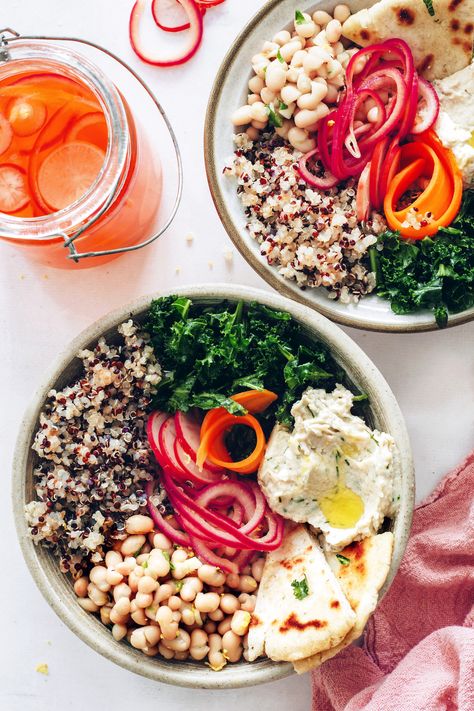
top-left (0, 114), bottom-right (13, 156)
top-left (174, 411), bottom-right (224, 474)
top-left (8, 98), bottom-right (47, 137)
top-left (152, 0), bottom-right (196, 33)
top-left (0, 164), bottom-right (29, 214)
top-left (174, 438), bottom-right (222, 484)
top-left (129, 0), bottom-right (203, 67)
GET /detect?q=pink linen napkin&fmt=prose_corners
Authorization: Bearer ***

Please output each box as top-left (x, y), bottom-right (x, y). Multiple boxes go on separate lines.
top-left (312, 451), bottom-right (474, 711)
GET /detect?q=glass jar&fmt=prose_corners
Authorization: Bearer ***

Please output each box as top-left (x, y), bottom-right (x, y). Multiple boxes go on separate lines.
top-left (0, 33), bottom-right (181, 268)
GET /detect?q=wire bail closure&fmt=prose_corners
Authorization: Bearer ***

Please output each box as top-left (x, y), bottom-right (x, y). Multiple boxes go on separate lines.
top-left (0, 30), bottom-right (183, 262)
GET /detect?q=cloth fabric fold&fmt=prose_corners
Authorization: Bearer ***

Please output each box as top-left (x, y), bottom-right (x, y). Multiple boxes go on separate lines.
top-left (312, 451), bottom-right (474, 711)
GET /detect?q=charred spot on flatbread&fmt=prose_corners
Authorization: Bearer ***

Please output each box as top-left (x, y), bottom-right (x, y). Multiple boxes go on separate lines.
top-left (465, 22), bottom-right (474, 33)
top-left (330, 601), bottom-right (340, 609)
top-left (279, 613), bottom-right (327, 633)
top-left (451, 18), bottom-right (461, 29)
top-left (280, 556), bottom-right (304, 570)
top-left (419, 53), bottom-right (435, 73)
top-left (250, 614), bottom-right (262, 628)
top-left (343, 540), bottom-right (364, 560)
top-left (395, 7), bottom-right (416, 24)
top-left (360, 29), bottom-right (371, 40)
top-left (449, 0), bottom-right (464, 10)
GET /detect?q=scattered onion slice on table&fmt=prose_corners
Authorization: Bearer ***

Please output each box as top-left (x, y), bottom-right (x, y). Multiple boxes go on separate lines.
top-left (129, 0), bottom-right (203, 67)
top-left (151, 0), bottom-right (204, 33)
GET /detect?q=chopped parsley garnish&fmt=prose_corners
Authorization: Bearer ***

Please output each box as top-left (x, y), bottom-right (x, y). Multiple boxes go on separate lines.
top-left (279, 100), bottom-right (288, 110)
top-left (174, 580), bottom-right (184, 592)
top-left (422, 0), bottom-right (435, 16)
top-left (162, 550), bottom-right (175, 570)
top-left (336, 554), bottom-right (350, 566)
top-left (266, 103), bottom-right (283, 128)
top-left (141, 560), bottom-right (148, 569)
top-left (295, 9), bottom-right (306, 24)
top-left (291, 575), bottom-right (309, 600)
top-left (277, 49), bottom-right (284, 63)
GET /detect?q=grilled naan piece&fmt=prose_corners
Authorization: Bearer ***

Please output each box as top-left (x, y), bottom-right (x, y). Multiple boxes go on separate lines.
top-left (247, 524), bottom-right (356, 663)
top-left (342, 0), bottom-right (474, 80)
top-left (293, 532), bottom-right (394, 673)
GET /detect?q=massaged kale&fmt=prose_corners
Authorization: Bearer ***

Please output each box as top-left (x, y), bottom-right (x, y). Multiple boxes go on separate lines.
top-left (371, 190), bottom-right (474, 328)
top-left (146, 296), bottom-right (347, 426)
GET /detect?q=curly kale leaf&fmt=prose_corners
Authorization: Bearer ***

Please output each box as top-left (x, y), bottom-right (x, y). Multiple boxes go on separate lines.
top-left (146, 297), bottom-right (353, 423)
top-left (372, 191), bottom-right (474, 328)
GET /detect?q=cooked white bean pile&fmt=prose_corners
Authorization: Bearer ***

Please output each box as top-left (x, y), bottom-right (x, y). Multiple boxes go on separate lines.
top-left (231, 5), bottom-right (354, 152)
top-left (74, 514), bottom-right (262, 670)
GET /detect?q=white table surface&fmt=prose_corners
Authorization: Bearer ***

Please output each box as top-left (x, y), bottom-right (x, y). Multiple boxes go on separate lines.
top-left (1, 2), bottom-right (473, 709)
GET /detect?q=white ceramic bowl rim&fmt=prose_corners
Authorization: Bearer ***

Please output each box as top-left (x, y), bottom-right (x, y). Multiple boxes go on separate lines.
top-left (12, 284), bottom-right (414, 688)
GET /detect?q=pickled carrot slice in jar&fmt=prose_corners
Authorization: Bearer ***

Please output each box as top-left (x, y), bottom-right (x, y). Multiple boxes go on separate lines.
top-left (0, 164), bottom-right (29, 213)
top-left (36, 141), bottom-right (105, 211)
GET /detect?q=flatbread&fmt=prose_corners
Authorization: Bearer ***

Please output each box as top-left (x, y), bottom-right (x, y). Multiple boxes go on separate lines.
top-left (247, 524), bottom-right (356, 663)
top-left (342, 0), bottom-right (474, 80)
top-left (293, 532), bottom-right (394, 673)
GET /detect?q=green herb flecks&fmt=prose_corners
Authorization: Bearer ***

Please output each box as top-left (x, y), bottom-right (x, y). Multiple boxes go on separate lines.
top-left (291, 575), bottom-right (310, 600)
top-left (295, 9), bottom-right (306, 24)
top-left (336, 554), bottom-right (350, 566)
top-left (162, 550), bottom-right (175, 570)
top-left (175, 580), bottom-right (184, 592)
top-left (372, 191), bottom-right (474, 328)
top-left (266, 103), bottom-right (283, 128)
top-left (422, 0), bottom-right (435, 16)
top-left (277, 49), bottom-right (284, 63)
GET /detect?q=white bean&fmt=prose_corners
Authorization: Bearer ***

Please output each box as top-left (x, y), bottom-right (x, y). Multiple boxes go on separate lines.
top-left (121, 535), bottom-right (146, 557)
top-left (125, 515), bottom-right (154, 535)
top-left (208, 608), bottom-right (224, 622)
top-left (180, 577), bottom-right (203, 602)
top-left (87, 582), bottom-right (108, 607)
top-left (220, 594), bottom-right (240, 615)
top-left (198, 565), bottom-right (227, 587)
top-left (275, 118), bottom-right (292, 139)
top-left (105, 551), bottom-right (122, 569)
top-left (113, 583), bottom-right (131, 602)
top-left (74, 577), bottom-right (88, 598)
top-left (100, 606), bottom-right (112, 625)
top-left (112, 623), bottom-right (127, 641)
top-left (288, 126), bottom-right (316, 152)
top-left (272, 30), bottom-right (291, 46)
top-left (286, 66), bottom-right (301, 83)
top-left (280, 83), bottom-right (301, 105)
top-left (113, 596), bottom-right (131, 617)
top-left (249, 101), bottom-right (268, 124)
top-left (148, 548), bottom-right (171, 579)
top-left (279, 40), bottom-right (302, 63)
top-left (238, 575), bottom-right (258, 593)
top-left (334, 4), bottom-right (351, 23)
top-left (190, 629), bottom-right (209, 661)
top-left (297, 81), bottom-right (328, 110)
top-left (239, 593), bottom-right (257, 613)
top-left (247, 93), bottom-right (261, 106)
top-left (231, 105), bottom-right (253, 126)
top-left (262, 40), bottom-right (280, 59)
top-left (195, 592), bottom-right (220, 613)
top-left (115, 557), bottom-right (136, 576)
top-left (222, 630), bottom-right (242, 663)
top-left (208, 633), bottom-right (226, 671)
top-left (138, 575), bottom-right (158, 595)
top-left (105, 569), bottom-right (123, 586)
top-left (325, 19), bottom-right (342, 44)
top-left (260, 87), bottom-right (277, 105)
top-left (291, 49), bottom-right (307, 68)
top-left (246, 126), bottom-right (260, 140)
top-left (251, 558), bottom-right (264, 583)
top-left (278, 102), bottom-right (296, 119)
top-left (248, 75), bottom-right (264, 94)
top-left (251, 119), bottom-right (268, 129)
top-left (162, 629), bottom-right (191, 653)
top-left (231, 610), bottom-right (251, 636)
top-left (297, 72), bottom-right (312, 94)
top-left (78, 598), bottom-right (99, 613)
top-left (143, 625), bottom-right (161, 647)
top-left (152, 533), bottom-right (172, 550)
top-left (312, 10), bottom-right (332, 27)
top-left (156, 605), bottom-right (178, 640)
top-left (265, 61), bottom-right (287, 93)
top-left (130, 628), bottom-right (147, 650)
top-left (89, 566), bottom-right (110, 593)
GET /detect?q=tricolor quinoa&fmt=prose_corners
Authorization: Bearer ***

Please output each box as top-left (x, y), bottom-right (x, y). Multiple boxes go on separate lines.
top-left (25, 320), bottom-right (162, 577)
top-left (225, 132), bottom-right (386, 303)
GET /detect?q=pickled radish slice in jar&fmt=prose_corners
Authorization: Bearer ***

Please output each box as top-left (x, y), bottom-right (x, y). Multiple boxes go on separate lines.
top-left (0, 165), bottom-right (29, 213)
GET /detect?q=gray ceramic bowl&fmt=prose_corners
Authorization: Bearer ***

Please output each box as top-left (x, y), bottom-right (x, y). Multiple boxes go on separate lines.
top-left (204, 0), bottom-right (474, 333)
top-left (13, 285), bottom-right (414, 688)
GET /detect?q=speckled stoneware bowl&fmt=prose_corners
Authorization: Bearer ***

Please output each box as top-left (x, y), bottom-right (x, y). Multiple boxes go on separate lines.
top-left (13, 285), bottom-right (414, 688)
top-left (204, 0), bottom-right (474, 333)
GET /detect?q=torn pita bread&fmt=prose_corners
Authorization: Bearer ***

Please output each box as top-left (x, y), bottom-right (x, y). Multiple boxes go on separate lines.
top-left (293, 531), bottom-right (394, 673)
top-left (342, 0), bottom-right (474, 80)
top-left (247, 524), bottom-right (356, 663)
